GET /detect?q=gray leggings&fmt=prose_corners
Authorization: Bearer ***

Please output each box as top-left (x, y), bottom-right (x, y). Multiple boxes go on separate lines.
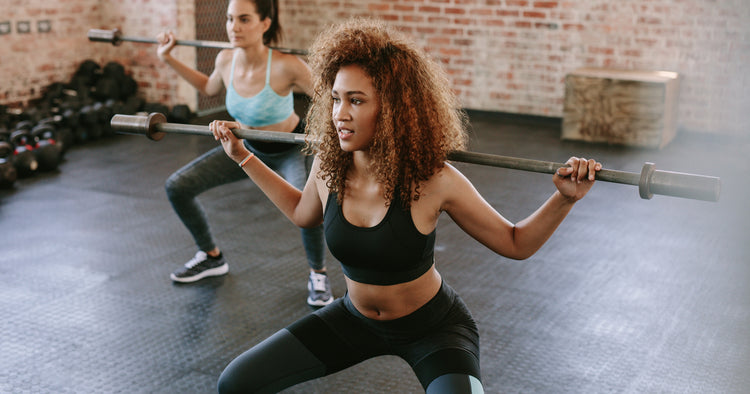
top-left (217, 281), bottom-right (484, 393)
top-left (165, 138), bottom-right (325, 270)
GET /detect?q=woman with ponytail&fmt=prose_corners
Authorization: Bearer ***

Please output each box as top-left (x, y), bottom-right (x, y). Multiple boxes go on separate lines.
top-left (155, 0), bottom-right (334, 307)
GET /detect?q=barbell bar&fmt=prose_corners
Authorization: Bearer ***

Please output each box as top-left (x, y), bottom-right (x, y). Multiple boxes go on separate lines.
top-left (87, 28), bottom-right (309, 56)
top-left (111, 113), bottom-right (721, 202)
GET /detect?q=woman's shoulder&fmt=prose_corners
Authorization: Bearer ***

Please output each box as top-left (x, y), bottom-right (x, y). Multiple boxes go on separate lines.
top-left (270, 49), bottom-right (312, 92)
top-left (271, 49), bottom-right (309, 69)
top-left (214, 49), bottom-right (236, 69)
top-left (431, 162), bottom-right (463, 181)
top-left (419, 162), bottom-right (466, 193)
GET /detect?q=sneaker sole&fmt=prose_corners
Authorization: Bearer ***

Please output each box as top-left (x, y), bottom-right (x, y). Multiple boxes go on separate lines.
top-left (170, 264), bottom-right (229, 283)
top-left (307, 296), bottom-right (334, 307)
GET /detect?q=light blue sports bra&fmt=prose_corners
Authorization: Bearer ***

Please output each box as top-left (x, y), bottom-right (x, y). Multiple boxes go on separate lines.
top-left (226, 49), bottom-right (294, 127)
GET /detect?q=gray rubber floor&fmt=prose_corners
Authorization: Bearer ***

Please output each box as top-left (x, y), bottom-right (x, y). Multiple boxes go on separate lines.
top-left (1, 109), bottom-right (748, 394)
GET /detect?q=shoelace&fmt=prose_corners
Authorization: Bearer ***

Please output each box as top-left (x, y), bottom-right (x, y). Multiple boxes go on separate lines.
top-left (184, 252), bottom-right (207, 269)
top-left (310, 273), bottom-right (328, 292)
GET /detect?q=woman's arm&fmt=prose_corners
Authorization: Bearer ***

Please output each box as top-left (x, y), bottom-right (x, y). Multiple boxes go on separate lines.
top-left (439, 158), bottom-right (600, 260)
top-left (156, 31), bottom-right (226, 96)
top-left (209, 120), bottom-right (324, 228)
top-left (283, 55), bottom-right (314, 97)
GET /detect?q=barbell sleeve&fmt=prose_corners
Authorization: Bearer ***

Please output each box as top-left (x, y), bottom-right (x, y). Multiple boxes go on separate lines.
top-left (111, 113), bottom-right (721, 202)
top-left (87, 28), bottom-right (309, 55)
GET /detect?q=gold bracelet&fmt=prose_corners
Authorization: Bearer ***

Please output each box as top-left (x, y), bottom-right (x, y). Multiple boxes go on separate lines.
top-left (238, 152), bottom-right (255, 168)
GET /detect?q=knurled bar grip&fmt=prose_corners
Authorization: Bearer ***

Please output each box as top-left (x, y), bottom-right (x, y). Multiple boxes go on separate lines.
top-left (111, 113), bottom-right (721, 202)
top-left (87, 28), bottom-right (309, 56)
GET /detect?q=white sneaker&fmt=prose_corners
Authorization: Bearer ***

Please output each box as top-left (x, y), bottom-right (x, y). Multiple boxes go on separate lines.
top-left (307, 271), bottom-right (334, 306)
top-left (170, 251), bottom-right (228, 283)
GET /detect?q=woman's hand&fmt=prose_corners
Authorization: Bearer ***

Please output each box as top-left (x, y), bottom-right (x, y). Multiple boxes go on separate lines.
top-left (156, 31), bottom-right (177, 61)
top-left (209, 120), bottom-right (250, 163)
top-left (553, 157), bottom-right (602, 202)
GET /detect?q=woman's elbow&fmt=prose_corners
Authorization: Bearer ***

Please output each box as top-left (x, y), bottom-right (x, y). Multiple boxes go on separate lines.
top-left (500, 251), bottom-right (533, 261)
top-left (496, 244), bottom-right (537, 261)
top-left (293, 215), bottom-right (323, 229)
top-left (300, 219), bottom-right (324, 229)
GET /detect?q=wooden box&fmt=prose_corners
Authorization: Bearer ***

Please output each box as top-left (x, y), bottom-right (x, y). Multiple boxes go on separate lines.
top-left (562, 68), bottom-right (680, 149)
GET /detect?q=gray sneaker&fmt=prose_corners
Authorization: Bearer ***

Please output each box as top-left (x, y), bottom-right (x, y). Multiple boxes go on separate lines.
top-left (307, 271), bottom-right (334, 306)
top-left (170, 251), bottom-right (228, 283)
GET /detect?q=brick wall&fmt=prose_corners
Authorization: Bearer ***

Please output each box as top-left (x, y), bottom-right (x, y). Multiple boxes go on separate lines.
top-left (0, 0), bottom-right (195, 110)
top-left (280, 0), bottom-right (750, 136)
top-left (2, 0), bottom-right (749, 137)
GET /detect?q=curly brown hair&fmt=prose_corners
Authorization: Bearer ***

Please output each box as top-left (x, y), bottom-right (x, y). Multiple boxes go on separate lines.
top-left (305, 18), bottom-right (469, 208)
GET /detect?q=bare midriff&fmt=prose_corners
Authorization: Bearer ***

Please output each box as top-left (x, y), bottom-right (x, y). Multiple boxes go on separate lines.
top-left (345, 265), bottom-right (442, 321)
top-left (243, 112), bottom-right (300, 133)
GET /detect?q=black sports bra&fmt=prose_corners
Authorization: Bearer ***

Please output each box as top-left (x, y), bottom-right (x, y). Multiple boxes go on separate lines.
top-left (323, 191), bottom-right (436, 286)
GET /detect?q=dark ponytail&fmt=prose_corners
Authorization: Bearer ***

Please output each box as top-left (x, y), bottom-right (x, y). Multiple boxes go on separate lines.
top-left (254, 0), bottom-right (282, 45)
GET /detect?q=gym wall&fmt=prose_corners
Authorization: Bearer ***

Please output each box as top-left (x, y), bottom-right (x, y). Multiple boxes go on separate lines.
top-left (0, 0), bottom-right (197, 110)
top-left (1, 0), bottom-right (748, 137)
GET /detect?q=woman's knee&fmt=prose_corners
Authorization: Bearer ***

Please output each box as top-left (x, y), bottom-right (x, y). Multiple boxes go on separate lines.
top-left (216, 372), bottom-right (242, 394)
top-left (165, 170), bottom-right (187, 196)
top-left (426, 374), bottom-right (484, 394)
top-left (217, 329), bottom-right (326, 394)
top-left (165, 170), bottom-right (202, 202)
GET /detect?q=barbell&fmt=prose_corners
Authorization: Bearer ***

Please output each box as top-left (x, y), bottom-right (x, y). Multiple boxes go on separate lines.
top-left (111, 113), bottom-right (721, 202)
top-left (87, 28), bottom-right (309, 56)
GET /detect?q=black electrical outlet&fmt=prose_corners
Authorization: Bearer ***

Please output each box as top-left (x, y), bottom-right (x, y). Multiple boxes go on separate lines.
top-left (17, 21), bottom-right (31, 34)
top-left (38, 20), bottom-right (51, 33)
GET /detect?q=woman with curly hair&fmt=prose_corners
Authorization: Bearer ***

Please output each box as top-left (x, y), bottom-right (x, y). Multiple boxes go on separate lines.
top-left (211, 18), bottom-right (601, 393)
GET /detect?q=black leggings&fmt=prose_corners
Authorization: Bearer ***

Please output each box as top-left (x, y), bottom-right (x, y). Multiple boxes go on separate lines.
top-left (217, 281), bottom-right (483, 393)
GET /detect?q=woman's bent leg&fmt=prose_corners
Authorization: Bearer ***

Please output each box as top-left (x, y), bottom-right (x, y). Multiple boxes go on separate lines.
top-left (219, 299), bottom-right (378, 393)
top-left (217, 329), bottom-right (326, 394)
top-left (165, 146), bottom-right (247, 251)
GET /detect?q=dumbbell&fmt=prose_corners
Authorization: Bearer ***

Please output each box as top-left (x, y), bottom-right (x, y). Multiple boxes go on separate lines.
top-left (9, 129), bottom-right (39, 177)
top-left (0, 141), bottom-right (18, 188)
top-left (123, 95), bottom-right (145, 114)
top-left (78, 104), bottom-right (104, 140)
top-left (169, 104), bottom-right (195, 123)
top-left (37, 116), bottom-right (74, 155)
top-left (13, 120), bottom-right (35, 133)
top-left (30, 124), bottom-right (62, 172)
top-left (94, 77), bottom-right (121, 101)
top-left (0, 126), bottom-right (9, 143)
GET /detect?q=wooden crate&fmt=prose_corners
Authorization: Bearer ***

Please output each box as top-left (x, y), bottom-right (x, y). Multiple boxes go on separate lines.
top-left (562, 68), bottom-right (680, 149)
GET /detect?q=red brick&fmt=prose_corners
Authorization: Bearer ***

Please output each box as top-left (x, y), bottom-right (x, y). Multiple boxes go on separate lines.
top-left (428, 36), bottom-right (451, 46)
top-left (419, 6), bottom-right (441, 13)
top-left (523, 11), bottom-right (547, 18)
top-left (496, 10), bottom-right (520, 17)
top-left (533, 1), bottom-right (558, 8)
top-left (563, 23), bottom-right (584, 31)
top-left (454, 18), bottom-right (476, 25)
top-left (403, 15), bottom-right (425, 22)
top-left (483, 19), bottom-right (505, 27)
top-left (428, 16), bottom-right (451, 24)
top-left (638, 16), bottom-right (662, 24)
top-left (369, 4), bottom-right (390, 11)
top-left (470, 8), bottom-right (494, 16)
top-left (622, 49), bottom-right (642, 57)
top-left (416, 27), bottom-right (437, 34)
top-left (394, 4), bottom-right (415, 11)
